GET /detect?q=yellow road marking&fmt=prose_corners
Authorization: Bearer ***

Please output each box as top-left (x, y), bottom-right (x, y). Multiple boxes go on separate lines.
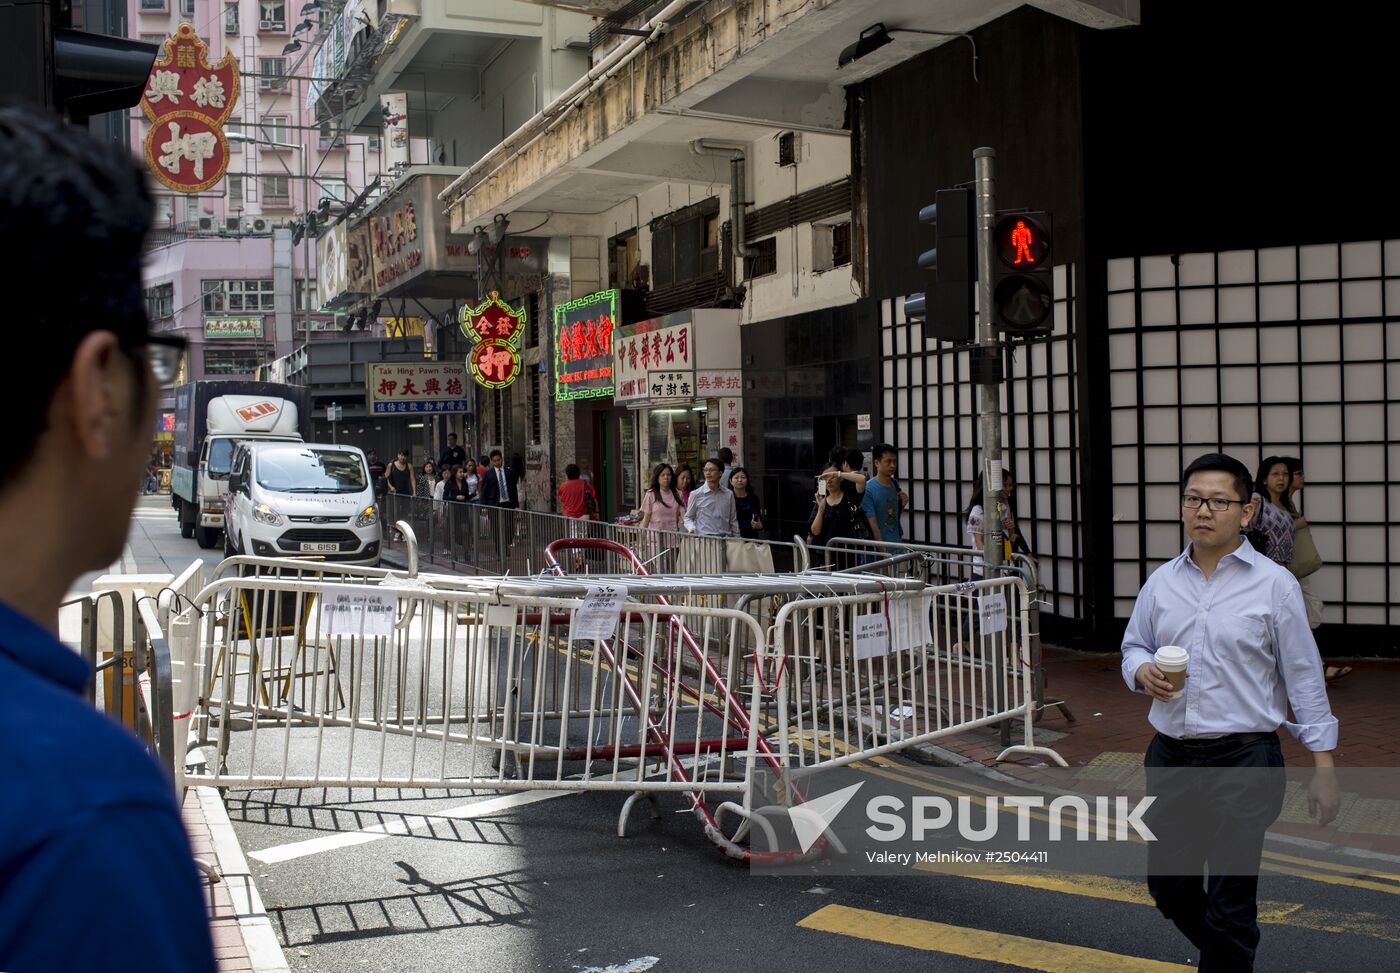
top-left (915, 867), bottom-right (1400, 943)
top-left (797, 903), bottom-right (1191, 972)
top-left (1261, 849), bottom-right (1400, 885)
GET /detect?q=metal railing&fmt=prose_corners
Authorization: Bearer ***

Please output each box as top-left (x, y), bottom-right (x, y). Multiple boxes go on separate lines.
top-left (379, 495), bottom-right (807, 578)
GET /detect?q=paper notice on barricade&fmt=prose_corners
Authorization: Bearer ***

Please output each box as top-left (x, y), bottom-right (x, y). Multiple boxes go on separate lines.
top-left (571, 583), bottom-right (627, 642)
top-left (978, 590), bottom-right (1008, 634)
top-left (319, 584), bottom-right (397, 637)
top-left (853, 612), bottom-right (891, 661)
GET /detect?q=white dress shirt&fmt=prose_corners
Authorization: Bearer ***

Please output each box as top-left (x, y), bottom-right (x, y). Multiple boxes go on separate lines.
top-left (1121, 539), bottom-right (1338, 751)
top-left (683, 482), bottom-right (740, 537)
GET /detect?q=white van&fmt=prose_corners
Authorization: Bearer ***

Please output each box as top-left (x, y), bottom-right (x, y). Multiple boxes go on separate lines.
top-left (224, 442), bottom-right (381, 566)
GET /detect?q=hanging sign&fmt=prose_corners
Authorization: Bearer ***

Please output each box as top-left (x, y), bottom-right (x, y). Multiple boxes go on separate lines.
top-left (460, 290), bottom-right (526, 390)
top-left (554, 290), bottom-right (618, 401)
top-left (139, 24), bottom-right (240, 194)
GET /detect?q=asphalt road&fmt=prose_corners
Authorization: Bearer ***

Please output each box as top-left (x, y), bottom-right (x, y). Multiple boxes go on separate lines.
top-left (125, 497), bottom-right (1400, 973)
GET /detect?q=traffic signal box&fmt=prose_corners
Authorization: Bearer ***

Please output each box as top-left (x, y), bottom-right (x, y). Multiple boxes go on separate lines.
top-left (991, 211), bottom-right (1054, 337)
top-left (904, 187), bottom-right (976, 343)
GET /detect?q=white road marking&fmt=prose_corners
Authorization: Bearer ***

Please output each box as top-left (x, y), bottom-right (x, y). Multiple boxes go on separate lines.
top-left (581, 959), bottom-right (660, 973)
top-left (248, 789), bottom-right (575, 864)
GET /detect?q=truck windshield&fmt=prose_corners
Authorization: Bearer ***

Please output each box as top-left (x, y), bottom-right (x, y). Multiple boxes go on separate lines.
top-left (254, 448), bottom-right (368, 494)
top-left (207, 438), bottom-right (236, 476)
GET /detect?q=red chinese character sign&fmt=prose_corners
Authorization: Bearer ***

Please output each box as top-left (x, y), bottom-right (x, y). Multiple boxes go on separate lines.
top-left (554, 289), bottom-right (619, 401)
top-left (460, 291), bottom-right (525, 390)
top-left (139, 24), bottom-right (239, 194)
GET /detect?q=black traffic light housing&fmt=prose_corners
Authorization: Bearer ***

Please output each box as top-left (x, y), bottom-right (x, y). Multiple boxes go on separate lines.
top-left (903, 186), bottom-right (976, 343)
top-left (990, 211), bottom-right (1054, 336)
top-left (0, 0), bottom-right (157, 123)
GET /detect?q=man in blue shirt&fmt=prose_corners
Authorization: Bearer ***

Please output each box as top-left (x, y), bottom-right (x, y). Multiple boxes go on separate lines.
top-left (1122, 452), bottom-right (1338, 973)
top-left (860, 442), bottom-right (909, 543)
top-left (0, 106), bottom-right (216, 972)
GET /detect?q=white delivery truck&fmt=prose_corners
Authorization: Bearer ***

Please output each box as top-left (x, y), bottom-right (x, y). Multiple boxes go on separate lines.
top-left (169, 381), bottom-right (311, 548)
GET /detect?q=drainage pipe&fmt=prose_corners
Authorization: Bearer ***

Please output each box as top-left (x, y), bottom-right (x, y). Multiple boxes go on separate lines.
top-left (689, 139), bottom-right (760, 280)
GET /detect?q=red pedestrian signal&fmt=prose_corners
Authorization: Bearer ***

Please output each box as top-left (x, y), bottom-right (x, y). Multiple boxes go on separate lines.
top-left (991, 211), bottom-right (1053, 335)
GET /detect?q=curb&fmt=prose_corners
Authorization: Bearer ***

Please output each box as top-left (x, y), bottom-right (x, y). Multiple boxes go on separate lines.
top-left (196, 787), bottom-right (291, 973)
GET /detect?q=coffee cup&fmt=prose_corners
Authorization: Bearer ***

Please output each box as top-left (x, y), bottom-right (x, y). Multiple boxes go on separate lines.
top-left (1154, 645), bottom-right (1189, 699)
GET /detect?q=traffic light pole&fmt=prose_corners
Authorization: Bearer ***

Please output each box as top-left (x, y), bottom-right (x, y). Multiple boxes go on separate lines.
top-left (973, 146), bottom-right (1004, 577)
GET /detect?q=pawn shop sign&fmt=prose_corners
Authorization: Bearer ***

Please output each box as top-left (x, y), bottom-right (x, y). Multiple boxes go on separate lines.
top-left (460, 290), bottom-right (527, 389)
top-left (139, 24), bottom-right (240, 194)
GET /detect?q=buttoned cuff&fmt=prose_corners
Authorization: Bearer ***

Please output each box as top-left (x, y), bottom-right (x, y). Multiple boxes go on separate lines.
top-left (1282, 715), bottom-right (1339, 752)
top-left (1121, 648), bottom-right (1154, 693)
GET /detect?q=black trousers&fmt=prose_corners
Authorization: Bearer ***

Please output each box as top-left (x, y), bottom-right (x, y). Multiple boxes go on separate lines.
top-left (1144, 732), bottom-right (1286, 973)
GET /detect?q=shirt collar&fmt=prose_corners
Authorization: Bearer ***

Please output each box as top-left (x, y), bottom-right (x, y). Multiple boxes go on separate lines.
top-left (1175, 536), bottom-right (1257, 574)
top-left (0, 599), bottom-right (91, 694)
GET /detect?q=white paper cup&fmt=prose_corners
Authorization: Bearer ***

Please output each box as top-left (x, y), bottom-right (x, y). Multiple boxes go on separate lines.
top-left (1154, 645), bottom-right (1189, 699)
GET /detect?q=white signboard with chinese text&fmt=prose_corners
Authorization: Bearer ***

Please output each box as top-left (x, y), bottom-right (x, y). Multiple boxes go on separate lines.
top-left (366, 362), bottom-right (469, 415)
top-left (569, 583), bottom-right (628, 642)
top-left (719, 397), bottom-right (743, 459)
top-left (695, 369), bottom-right (742, 396)
top-left (319, 584), bottom-right (396, 637)
top-left (614, 322), bottom-right (694, 404)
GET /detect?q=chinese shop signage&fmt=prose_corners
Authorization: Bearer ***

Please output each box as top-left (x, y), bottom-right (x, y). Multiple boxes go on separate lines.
top-left (366, 362), bottom-right (469, 415)
top-left (139, 24), bottom-right (240, 193)
top-left (460, 291), bottom-right (525, 390)
top-left (554, 289), bottom-right (618, 401)
top-left (204, 316), bottom-right (263, 339)
top-left (613, 320), bottom-right (694, 405)
top-left (719, 396), bottom-right (743, 456)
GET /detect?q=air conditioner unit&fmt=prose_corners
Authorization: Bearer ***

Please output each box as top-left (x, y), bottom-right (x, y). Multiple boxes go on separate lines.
top-left (245, 218), bottom-right (270, 233)
top-left (226, 216), bottom-right (240, 231)
top-left (259, 19), bottom-right (273, 30)
top-left (777, 131), bottom-right (799, 167)
top-left (198, 216), bottom-right (214, 231)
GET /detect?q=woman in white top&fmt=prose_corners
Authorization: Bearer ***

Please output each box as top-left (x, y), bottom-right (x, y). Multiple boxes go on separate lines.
top-left (963, 469), bottom-right (1020, 577)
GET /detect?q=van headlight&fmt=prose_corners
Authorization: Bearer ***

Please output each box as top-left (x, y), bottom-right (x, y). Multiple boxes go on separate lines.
top-left (252, 503), bottom-right (283, 526)
top-left (355, 505), bottom-right (378, 527)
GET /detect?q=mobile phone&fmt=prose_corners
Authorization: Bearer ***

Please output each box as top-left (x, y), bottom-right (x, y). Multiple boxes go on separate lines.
top-left (817, 478), bottom-right (827, 497)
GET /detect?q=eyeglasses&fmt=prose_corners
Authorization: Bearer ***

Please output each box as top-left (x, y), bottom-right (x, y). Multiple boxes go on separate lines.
top-left (140, 334), bottom-right (188, 387)
top-left (1181, 494), bottom-right (1244, 512)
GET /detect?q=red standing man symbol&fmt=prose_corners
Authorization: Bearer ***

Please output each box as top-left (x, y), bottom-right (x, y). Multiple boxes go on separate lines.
top-left (1011, 219), bottom-right (1033, 265)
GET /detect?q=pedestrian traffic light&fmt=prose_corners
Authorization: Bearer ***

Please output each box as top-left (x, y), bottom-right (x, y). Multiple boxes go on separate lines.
top-left (903, 186), bottom-right (975, 343)
top-left (990, 211), bottom-right (1053, 336)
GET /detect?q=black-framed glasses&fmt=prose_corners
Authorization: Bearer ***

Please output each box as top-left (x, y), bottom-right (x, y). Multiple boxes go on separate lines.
top-left (1181, 494), bottom-right (1244, 512)
top-left (141, 334), bottom-right (188, 387)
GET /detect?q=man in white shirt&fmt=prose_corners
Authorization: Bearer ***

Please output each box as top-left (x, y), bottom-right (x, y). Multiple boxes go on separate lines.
top-left (683, 457), bottom-right (739, 538)
top-left (1122, 452), bottom-right (1339, 972)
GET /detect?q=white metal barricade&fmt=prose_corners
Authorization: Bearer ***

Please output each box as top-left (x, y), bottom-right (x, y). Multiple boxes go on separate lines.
top-left (767, 574), bottom-right (1067, 770)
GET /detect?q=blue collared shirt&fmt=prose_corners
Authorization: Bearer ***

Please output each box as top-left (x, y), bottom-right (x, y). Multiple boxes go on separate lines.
top-left (1120, 540), bottom-right (1338, 752)
top-left (683, 482), bottom-right (740, 537)
top-left (0, 601), bottom-right (216, 972)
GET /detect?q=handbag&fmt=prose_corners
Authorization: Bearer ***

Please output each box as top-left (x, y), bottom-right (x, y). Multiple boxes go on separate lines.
top-left (1289, 524), bottom-right (1323, 578)
top-left (584, 488), bottom-right (600, 520)
top-left (726, 539), bottom-right (775, 574)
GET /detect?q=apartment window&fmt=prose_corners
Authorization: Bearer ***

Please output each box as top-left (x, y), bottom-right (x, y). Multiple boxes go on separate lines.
top-left (294, 278), bottom-right (319, 312)
top-left (225, 175), bottom-right (245, 210)
top-left (262, 175), bottom-right (290, 206)
top-left (139, 0), bottom-right (167, 11)
top-left (526, 293), bottom-right (540, 348)
top-left (139, 33), bottom-right (165, 46)
top-left (259, 115), bottom-right (288, 144)
top-left (202, 278), bottom-right (275, 313)
top-left (258, 57), bottom-right (287, 91)
top-left (318, 120), bottom-right (344, 147)
top-left (203, 349), bottom-right (261, 376)
top-left (608, 230), bottom-right (638, 289)
top-left (258, 0), bottom-right (285, 30)
top-left (650, 198), bottom-right (720, 288)
top-left (813, 221), bottom-right (852, 273)
top-left (319, 177), bottom-right (347, 203)
top-left (180, 0), bottom-right (194, 17)
top-left (744, 237), bottom-right (777, 279)
top-left (144, 283), bottom-right (175, 321)
top-left (224, 2), bottom-right (238, 33)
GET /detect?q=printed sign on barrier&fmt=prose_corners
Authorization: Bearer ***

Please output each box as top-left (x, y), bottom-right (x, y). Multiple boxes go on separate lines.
top-left (319, 584), bottom-right (396, 637)
top-left (570, 583), bottom-right (627, 642)
top-left (853, 612), bottom-right (891, 661)
top-left (978, 591), bottom-right (1008, 633)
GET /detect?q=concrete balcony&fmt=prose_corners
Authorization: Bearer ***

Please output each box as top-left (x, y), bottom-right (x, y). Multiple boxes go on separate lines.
top-left (443, 0), bottom-right (1138, 234)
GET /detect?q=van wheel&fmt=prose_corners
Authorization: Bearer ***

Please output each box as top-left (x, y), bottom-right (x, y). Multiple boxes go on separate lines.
top-left (195, 525), bottom-right (219, 549)
top-left (224, 530), bottom-right (238, 558)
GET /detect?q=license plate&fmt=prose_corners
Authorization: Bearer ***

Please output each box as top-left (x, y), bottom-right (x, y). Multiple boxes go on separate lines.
top-left (299, 542), bottom-right (341, 553)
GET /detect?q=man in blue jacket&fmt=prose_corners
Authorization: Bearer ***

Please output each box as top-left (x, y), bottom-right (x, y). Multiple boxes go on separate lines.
top-left (0, 106), bottom-right (216, 972)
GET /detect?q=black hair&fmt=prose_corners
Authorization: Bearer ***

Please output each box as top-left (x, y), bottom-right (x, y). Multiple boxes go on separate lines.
top-left (728, 466), bottom-right (751, 494)
top-left (844, 449), bottom-right (865, 472)
top-left (717, 447), bottom-right (733, 465)
top-left (447, 433), bottom-right (457, 441)
top-left (1182, 452), bottom-right (1253, 504)
top-left (828, 446), bottom-right (848, 468)
top-left (962, 468), bottom-right (1016, 519)
top-left (489, 449), bottom-right (503, 459)
top-left (703, 457), bottom-right (724, 475)
top-left (1253, 455), bottom-right (1289, 505)
top-left (565, 464), bottom-right (580, 479)
top-left (648, 463), bottom-right (682, 506)
top-left (2, 105), bottom-right (152, 488)
top-left (872, 443), bottom-right (896, 462)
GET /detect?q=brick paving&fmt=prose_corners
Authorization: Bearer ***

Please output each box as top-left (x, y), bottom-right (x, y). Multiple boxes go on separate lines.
top-left (183, 790), bottom-right (255, 973)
